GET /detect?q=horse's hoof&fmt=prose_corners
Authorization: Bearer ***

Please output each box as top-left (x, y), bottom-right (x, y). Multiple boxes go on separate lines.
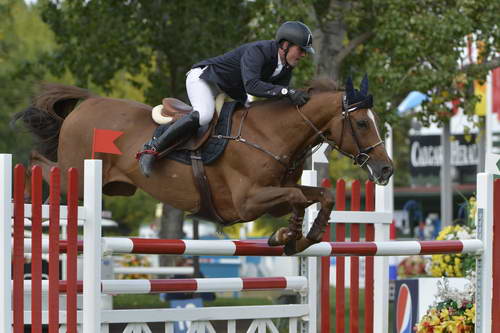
top-left (267, 230), bottom-right (281, 246)
top-left (139, 154), bottom-right (156, 177)
top-left (284, 241), bottom-right (298, 256)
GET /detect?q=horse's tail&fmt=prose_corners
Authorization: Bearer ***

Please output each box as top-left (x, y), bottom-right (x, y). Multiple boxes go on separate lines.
top-left (12, 83), bottom-right (96, 162)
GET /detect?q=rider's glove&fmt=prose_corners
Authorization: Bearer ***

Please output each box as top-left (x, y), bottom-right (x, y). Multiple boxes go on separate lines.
top-left (286, 88), bottom-right (310, 106)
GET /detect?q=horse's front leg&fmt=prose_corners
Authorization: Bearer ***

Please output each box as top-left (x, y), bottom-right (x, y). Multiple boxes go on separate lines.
top-left (274, 185), bottom-right (334, 255)
top-left (235, 186), bottom-right (311, 252)
top-left (236, 185), bottom-right (332, 255)
top-left (267, 206), bottom-right (305, 251)
top-left (294, 185), bottom-right (335, 244)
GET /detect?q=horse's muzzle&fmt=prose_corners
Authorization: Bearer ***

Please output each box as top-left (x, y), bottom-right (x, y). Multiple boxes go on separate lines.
top-left (365, 161), bottom-right (393, 186)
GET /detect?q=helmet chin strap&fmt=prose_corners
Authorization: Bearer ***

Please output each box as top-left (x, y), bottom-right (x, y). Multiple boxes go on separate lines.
top-left (280, 43), bottom-right (292, 67)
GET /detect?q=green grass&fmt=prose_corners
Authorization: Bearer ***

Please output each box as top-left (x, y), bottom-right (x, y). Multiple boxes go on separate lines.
top-left (114, 294), bottom-right (168, 309)
top-left (113, 293), bottom-right (274, 309)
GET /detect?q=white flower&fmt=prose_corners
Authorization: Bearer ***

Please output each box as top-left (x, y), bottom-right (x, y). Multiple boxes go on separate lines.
top-left (457, 230), bottom-right (472, 239)
top-left (435, 277), bottom-right (475, 305)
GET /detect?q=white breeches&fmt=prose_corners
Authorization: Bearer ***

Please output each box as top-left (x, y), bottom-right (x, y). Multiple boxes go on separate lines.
top-left (186, 67), bottom-right (220, 126)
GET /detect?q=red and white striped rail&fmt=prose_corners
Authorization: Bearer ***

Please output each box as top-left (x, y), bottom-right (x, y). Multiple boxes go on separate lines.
top-left (103, 237), bottom-right (483, 256)
top-left (23, 276), bottom-right (307, 294)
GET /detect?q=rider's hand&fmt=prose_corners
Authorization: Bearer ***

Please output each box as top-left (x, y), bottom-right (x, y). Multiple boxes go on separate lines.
top-left (286, 89), bottom-right (310, 106)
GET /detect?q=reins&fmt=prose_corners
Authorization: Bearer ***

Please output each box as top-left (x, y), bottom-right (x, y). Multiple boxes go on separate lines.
top-left (212, 109), bottom-right (289, 168)
top-left (213, 94), bottom-right (384, 175)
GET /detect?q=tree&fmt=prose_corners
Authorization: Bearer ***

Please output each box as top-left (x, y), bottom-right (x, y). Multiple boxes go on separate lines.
top-left (306, 0), bottom-right (500, 123)
top-left (40, 0), bottom-right (256, 102)
top-left (0, 0), bottom-right (55, 163)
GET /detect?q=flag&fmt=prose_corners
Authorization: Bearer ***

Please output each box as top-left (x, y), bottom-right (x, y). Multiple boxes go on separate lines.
top-left (92, 128), bottom-right (124, 159)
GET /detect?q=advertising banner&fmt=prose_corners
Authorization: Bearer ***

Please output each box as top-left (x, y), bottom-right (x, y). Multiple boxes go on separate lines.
top-left (409, 134), bottom-right (478, 185)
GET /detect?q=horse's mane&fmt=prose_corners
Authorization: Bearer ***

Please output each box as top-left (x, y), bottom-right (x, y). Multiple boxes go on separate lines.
top-left (248, 77), bottom-right (342, 108)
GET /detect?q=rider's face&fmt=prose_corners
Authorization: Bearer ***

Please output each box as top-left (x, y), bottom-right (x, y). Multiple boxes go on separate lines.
top-left (286, 45), bottom-right (307, 67)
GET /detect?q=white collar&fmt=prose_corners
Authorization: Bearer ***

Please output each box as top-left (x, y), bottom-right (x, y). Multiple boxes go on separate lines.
top-left (271, 52), bottom-right (284, 78)
top-left (277, 52), bottom-right (283, 67)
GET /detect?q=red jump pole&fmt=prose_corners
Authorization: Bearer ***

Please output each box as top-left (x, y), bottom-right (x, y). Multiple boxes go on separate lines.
top-left (13, 165), bottom-right (25, 333)
top-left (31, 166), bottom-right (43, 333)
top-left (66, 168), bottom-right (79, 333)
top-left (49, 168), bottom-right (61, 333)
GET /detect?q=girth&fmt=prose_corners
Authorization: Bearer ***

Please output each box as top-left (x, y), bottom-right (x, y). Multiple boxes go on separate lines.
top-left (189, 150), bottom-right (229, 225)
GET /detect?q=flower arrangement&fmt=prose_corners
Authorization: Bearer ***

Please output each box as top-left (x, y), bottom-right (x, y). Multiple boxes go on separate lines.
top-left (116, 254), bottom-right (152, 279)
top-left (415, 278), bottom-right (475, 332)
top-left (427, 224), bottom-right (476, 277)
top-left (428, 196), bottom-right (477, 277)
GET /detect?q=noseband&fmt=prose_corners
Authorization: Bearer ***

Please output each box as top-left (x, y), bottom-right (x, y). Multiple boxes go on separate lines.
top-left (295, 95), bottom-right (384, 167)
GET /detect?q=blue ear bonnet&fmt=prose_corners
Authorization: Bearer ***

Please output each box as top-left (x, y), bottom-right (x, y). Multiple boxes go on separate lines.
top-left (345, 74), bottom-right (373, 109)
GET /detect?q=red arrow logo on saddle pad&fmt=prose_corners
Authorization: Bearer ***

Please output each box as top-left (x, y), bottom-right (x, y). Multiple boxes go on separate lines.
top-left (91, 128), bottom-right (124, 159)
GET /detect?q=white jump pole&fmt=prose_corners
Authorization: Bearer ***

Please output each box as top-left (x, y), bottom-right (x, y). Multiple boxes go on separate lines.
top-left (83, 159), bottom-right (103, 333)
top-left (301, 169), bottom-right (318, 333)
top-left (476, 172), bottom-right (494, 332)
top-left (374, 124), bottom-right (393, 333)
top-left (0, 154), bottom-right (12, 332)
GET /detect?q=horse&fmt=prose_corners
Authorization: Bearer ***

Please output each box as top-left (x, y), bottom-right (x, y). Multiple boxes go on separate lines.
top-left (13, 76), bottom-right (393, 255)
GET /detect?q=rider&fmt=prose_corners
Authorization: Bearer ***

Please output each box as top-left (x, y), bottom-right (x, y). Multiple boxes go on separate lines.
top-left (138, 21), bottom-right (315, 177)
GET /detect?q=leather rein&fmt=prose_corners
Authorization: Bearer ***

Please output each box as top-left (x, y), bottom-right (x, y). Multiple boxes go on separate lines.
top-left (214, 94), bottom-right (384, 173)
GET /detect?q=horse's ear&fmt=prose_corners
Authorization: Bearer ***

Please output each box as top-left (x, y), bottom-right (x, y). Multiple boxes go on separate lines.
top-left (345, 76), bottom-right (354, 102)
top-left (360, 74), bottom-right (369, 96)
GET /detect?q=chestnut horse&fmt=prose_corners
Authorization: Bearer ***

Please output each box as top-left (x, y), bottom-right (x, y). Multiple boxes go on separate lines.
top-left (14, 76), bottom-right (393, 254)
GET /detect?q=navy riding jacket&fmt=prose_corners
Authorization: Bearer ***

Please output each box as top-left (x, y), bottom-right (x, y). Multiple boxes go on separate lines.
top-left (193, 40), bottom-right (293, 103)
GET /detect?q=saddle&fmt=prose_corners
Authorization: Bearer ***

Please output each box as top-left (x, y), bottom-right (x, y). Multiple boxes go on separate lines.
top-left (156, 98), bottom-right (218, 155)
top-left (151, 97), bottom-right (241, 225)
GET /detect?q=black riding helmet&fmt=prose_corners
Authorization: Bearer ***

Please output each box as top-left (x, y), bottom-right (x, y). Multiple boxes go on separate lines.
top-left (276, 21), bottom-right (315, 54)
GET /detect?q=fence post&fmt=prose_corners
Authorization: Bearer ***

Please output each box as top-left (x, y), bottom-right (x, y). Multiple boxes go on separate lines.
top-left (373, 124), bottom-right (393, 333)
top-left (476, 172), bottom-right (493, 332)
top-left (83, 159), bottom-right (103, 333)
top-left (301, 169), bottom-right (319, 333)
top-left (0, 154), bottom-right (12, 332)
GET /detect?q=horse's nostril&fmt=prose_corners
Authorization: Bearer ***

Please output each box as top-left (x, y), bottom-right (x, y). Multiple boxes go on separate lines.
top-left (382, 166), bottom-right (393, 178)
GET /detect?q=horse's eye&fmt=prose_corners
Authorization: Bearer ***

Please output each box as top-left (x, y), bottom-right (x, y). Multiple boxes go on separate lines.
top-left (357, 120), bottom-right (369, 129)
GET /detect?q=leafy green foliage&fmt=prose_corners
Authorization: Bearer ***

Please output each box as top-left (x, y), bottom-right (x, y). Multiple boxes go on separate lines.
top-left (251, 214), bottom-right (289, 237)
top-left (0, 0), bottom-right (53, 163)
top-left (325, 0), bottom-right (499, 124)
top-left (103, 190), bottom-right (157, 235)
top-left (40, 0), bottom-right (256, 102)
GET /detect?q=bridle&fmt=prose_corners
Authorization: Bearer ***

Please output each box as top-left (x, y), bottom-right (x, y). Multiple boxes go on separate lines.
top-left (295, 94), bottom-right (384, 168)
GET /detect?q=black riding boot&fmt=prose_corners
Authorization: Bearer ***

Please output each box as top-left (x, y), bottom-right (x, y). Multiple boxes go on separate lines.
top-left (138, 111), bottom-right (200, 177)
